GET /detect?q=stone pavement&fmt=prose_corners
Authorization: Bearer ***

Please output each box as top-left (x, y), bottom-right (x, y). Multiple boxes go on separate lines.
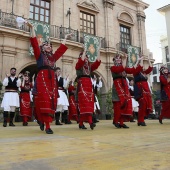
top-left (0, 120), bottom-right (170, 170)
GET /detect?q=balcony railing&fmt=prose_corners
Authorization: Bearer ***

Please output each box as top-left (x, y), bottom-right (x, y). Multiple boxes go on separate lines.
top-left (0, 10), bottom-right (29, 32)
top-left (0, 10), bottom-right (106, 48)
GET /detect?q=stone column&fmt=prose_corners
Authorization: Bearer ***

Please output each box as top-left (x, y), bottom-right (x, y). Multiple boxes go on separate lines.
top-left (1, 49), bottom-right (17, 80)
top-left (61, 58), bottom-right (74, 80)
top-left (103, 0), bottom-right (115, 89)
top-left (136, 5), bottom-right (147, 56)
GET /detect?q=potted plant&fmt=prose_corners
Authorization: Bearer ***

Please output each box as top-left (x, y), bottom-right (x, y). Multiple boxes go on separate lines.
top-left (105, 88), bottom-right (113, 120)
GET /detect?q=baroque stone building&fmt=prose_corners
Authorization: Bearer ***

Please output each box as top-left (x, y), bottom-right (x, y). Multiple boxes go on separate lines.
top-left (0, 0), bottom-right (151, 115)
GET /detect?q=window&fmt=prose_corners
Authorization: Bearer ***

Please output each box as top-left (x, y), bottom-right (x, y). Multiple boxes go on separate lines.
top-left (153, 76), bottom-right (157, 83)
top-left (120, 25), bottom-right (131, 53)
top-left (80, 11), bottom-right (95, 35)
top-left (152, 67), bottom-right (157, 75)
top-left (165, 46), bottom-right (169, 62)
top-left (29, 0), bottom-right (50, 23)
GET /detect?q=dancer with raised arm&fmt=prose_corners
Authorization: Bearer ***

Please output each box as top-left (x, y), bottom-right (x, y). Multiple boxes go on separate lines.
top-left (27, 22), bottom-right (71, 134)
top-left (75, 45), bottom-right (101, 130)
top-left (111, 53), bottom-right (142, 128)
top-left (133, 56), bottom-right (153, 126)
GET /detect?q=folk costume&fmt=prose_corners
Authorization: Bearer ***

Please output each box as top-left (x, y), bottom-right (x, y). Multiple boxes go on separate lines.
top-left (30, 37), bottom-right (68, 134)
top-left (19, 72), bottom-right (33, 126)
top-left (128, 78), bottom-right (139, 122)
top-left (133, 65), bottom-right (153, 126)
top-left (111, 60), bottom-right (134, 128)
top-left (55, 68), bottom-right (70, 125)
top-left (68, 81), bottom-right (78, 122)
top-left (1, 68), bottom-right (21, 127)
top-left (75, 53), bottom-right (101, 130)
top-left (159, 66), bottom-right (170, 124)
top-left (91, 75), bottom-right (102, 123)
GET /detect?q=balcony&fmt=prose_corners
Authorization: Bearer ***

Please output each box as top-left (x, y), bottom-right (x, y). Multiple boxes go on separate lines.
top-left (0, 10), bottom-right (106, 48)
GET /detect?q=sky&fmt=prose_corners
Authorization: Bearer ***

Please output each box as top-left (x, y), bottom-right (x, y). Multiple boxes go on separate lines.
top-left (144, 0), bottom-right (169, 63)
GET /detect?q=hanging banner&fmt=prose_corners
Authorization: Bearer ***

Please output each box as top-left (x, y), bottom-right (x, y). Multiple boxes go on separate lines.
top-left (29, 21), bottom-right (50, 56)
top-left (127, 45), bottom-right (140, 67)
top-left (84, 34), bottom-right (100, 62)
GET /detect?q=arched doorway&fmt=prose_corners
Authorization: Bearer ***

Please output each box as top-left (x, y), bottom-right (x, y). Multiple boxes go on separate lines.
top-left (19, 64), bottom-right (38, 80)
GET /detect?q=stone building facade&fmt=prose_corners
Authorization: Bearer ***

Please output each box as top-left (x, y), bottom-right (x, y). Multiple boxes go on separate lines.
top-left (0, 0), bottom-right (151, 115)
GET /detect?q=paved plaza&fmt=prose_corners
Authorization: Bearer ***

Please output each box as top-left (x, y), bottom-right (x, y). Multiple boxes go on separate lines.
top-left (0, 120), bottom-right (170, 170)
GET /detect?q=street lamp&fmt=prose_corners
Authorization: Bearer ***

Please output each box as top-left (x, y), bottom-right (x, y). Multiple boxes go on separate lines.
top-left (66, 8), bottom-right (71, 29)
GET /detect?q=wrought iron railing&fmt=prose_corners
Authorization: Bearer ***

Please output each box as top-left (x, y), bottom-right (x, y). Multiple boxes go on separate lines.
top-left (50, 25), bottom-right (79, 42)
top-left (0, 10), bottom-right (106, 47)
top-left (0, 10), bottom-right (29, 32)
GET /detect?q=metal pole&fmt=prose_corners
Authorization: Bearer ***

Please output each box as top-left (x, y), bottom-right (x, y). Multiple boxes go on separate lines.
top-left (66, 8), bottom-right (71, 29)
top-left (11, 0), bottom-right (14, 14)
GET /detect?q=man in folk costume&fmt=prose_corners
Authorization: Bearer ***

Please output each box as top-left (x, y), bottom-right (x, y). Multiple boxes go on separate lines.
top-left (55, 67), bottom-right (70, 125)
top-left (75, 45), bottom-right (101, 130)
top-left (133, 56), bottom-right (153, 126)
top-left (27, 22), bottom-right (71, 134)
top-left (91, 74), bottom-right (102, 123)
top-left (159, 66), bottom-right (170, 124)
top-left (111, 53), bottom-right (142, 128)
top-left (19, 71), bottom-right (34, 126)
top-left (1, 68), bottom-right (22, 127)
top-left (128, 77), bottom-right (139, 122)
top-left (68, 80), bottom-right (79, 122)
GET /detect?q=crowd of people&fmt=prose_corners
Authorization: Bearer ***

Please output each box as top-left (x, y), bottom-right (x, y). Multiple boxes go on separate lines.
top-left (0, 22), bottom-right (168, 134)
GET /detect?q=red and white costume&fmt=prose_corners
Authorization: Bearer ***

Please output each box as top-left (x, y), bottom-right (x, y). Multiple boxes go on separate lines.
top-left (111, 66), bottom-right (134, 126)
top-left (68, 84), bottom-right (78, 122)
top-left (133, 65), bottom-right (153, 124)
top-left (20, 80), bottom-right (33, 124)
top-left (30, 37), bottom-right (67, 124)
top-left (159, 67), bottom-right (170, 121)
top-left (75, 57), bottom-right (101, 127)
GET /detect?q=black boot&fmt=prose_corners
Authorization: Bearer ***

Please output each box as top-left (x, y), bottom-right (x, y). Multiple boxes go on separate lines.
top-left (55, 112), bottom-right (63, 125)
top-left (159, 117), bottom-right (163, 124)
top-left (9, 112), bottom-right (15, 126)
top-left (138, 122), bottom-right (147, 126)
top-left (120, 124), bottom-right (129, 128)
top-left (23, 122), bottom-right (28, 126)
top-left (92, 113), bottom-right (98, 123)
top-left (114, 123), bottom-right (121, 128)
top-left (45, 128), bottom-right (53, 134)
top-left (63, 110), bottom-right (72, 124)
top-left (90, 123), bottom-right (96, 130)
top-left (79, 124), bottom-right (87, 129)
top-left (134, 112), bottom-right (138, 119)
top-left (39, 122), bottom-right (44, 131)
top-left (3, 111), bottom-right (8, 127)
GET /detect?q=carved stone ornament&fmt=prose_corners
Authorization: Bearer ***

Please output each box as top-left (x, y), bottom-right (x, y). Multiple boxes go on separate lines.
top-left (117, 11), bottom-right (134, 25)
top-left (103, 0), bottom-right (115, 9)
top-left (77, 0), bottom-right (100, 13)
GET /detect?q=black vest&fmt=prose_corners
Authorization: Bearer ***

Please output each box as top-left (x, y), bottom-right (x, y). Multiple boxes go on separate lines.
top-left (134, 73), bottom-right (147, 83)
top-left (58, 77), bottom-right (64, 88)
top-left (5, 77), bottom-right (18, 91)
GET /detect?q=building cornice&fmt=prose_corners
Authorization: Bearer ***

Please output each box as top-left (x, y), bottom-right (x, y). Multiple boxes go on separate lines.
top-left (77, 0), bottom-right (100, 13)
top-left (158, 4), bottom-right (170, 15)
top-left (103, 0), bottom-right (115, 9)
top-left (132, 0), bottom-right (149, 9)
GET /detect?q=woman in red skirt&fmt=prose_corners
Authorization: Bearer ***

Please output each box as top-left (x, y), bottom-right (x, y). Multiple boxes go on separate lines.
top-left (20, 71), bottom-right (34, 126)
top-left (75, 46), bottom-right (101, 130)
top-left (68, 81), bottom-right (78, 122)
top-left (27, 22), bottom-right (71, 134)
top-left (159, 66), bottom-right (170, 124)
